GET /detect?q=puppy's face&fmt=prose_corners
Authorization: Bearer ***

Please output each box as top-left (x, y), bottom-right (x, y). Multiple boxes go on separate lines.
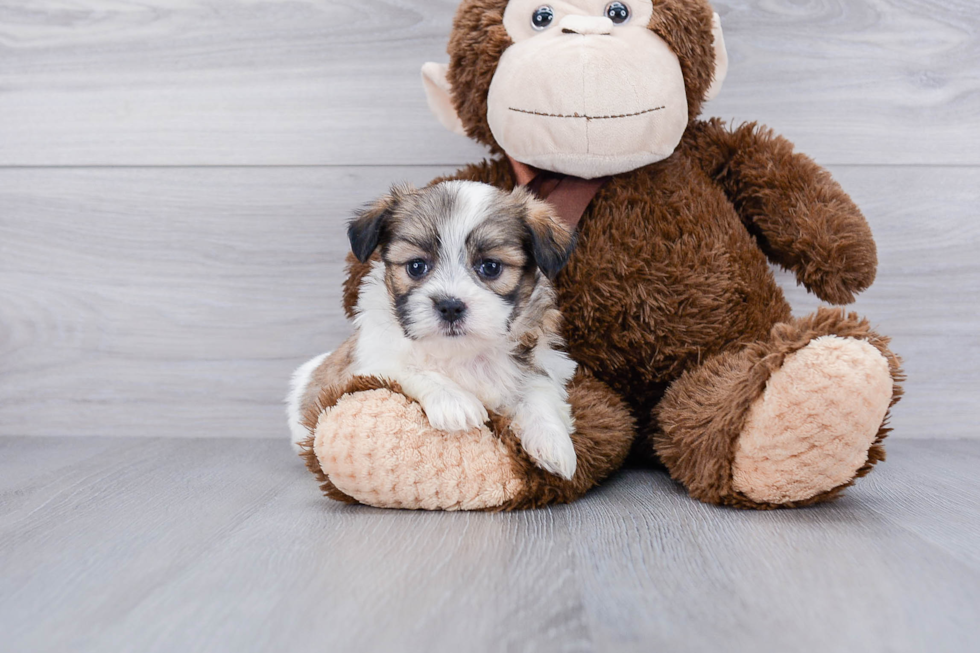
top-left (349, 181), bottom-right (574, 344)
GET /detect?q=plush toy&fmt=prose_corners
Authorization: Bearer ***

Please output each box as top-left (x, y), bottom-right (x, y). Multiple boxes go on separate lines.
top-left (289, 0), bottom-right (903, 510)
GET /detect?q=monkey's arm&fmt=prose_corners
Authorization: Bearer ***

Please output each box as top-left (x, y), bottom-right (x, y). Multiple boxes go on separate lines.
top-left (684, 119), bottom-right (877, 304)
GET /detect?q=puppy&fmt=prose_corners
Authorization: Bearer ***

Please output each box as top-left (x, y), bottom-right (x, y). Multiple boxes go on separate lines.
top-left (323, 180), bottom-right (578, 479)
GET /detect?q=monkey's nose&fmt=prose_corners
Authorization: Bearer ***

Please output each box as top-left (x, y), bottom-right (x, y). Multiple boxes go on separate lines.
top-left (434, 297), bottom-right (467, 324)
top-left (560, 15), bottom-right (614, 36)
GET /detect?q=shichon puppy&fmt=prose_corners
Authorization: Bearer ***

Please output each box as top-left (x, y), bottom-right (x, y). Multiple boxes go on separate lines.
top-left (291, 180), bottom-right (580, 479)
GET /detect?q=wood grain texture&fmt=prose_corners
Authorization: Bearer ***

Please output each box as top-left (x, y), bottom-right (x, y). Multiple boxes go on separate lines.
top-left (0, 0), bottom-right (977, 167)
top-left (1, 164), bottom-right (977, 439)
top-left (1, 3), bottom-right (975, 649)
top-left (572, 442), bottom-right (980, 653)
top-left (1, 437), bottom-right (978, 653)
top-left (0, 165), bottom-right (446, 438)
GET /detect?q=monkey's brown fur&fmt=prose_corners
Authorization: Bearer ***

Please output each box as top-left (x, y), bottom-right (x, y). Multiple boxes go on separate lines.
top-left (308, 0), bottom-right (903, 509)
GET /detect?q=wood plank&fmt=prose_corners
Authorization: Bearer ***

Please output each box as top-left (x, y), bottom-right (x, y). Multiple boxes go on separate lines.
top-left (0, 436), bottom-right (140, 520)
top-left (0, 437), bottom-right (978, 652)
top-left (0, 165), bottom-right (447, 438)
top-left (0, 0), bottom-right (977, 167)
top-left (858, 439), bottom-right (980, 572)
top-left (572, 441), bottom-right (980, 653)
top-left (0, 164), bottom-right (976, 439)
top-left (0, 437), bottom-right (590, 653)
top-left (709, 0), bottom-right (980, 166)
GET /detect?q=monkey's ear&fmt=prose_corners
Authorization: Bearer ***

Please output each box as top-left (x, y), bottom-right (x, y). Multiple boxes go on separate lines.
top-left (704, 13), bottom-right (728, 102)
top-left (348, 186), bottom-right (410, 263)
top-left (421, 62), bottom-right (467, 136)
top-left (520, 192), bottom-right (577, 280)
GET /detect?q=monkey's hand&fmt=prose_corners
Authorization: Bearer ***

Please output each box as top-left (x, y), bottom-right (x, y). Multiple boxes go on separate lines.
top-left (685, 119), bottom-right (877, 304)
top-left (771, 198), bottom-right (878, 305)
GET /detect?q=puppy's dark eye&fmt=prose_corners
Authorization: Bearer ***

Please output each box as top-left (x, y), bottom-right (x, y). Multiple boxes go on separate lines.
top-left (406, 259), bottom-right (429, 279)
top-left (605, 2), bottom-right (630, 24)
top-left (476, 259), bottom-right (503, 280)
top-left (531, 6), bottom-right (554, 30)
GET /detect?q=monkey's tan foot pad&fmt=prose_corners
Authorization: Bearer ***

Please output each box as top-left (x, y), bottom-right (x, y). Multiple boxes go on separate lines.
top-left (313, 389), bottom-right (526, 510)
top-left (731, 336), bottom-right (894, 504)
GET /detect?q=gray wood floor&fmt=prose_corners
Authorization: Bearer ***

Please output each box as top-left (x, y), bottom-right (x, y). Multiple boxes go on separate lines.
top-left (1, 437), bottom-right (978, 653)
top-left (2, 1), bottom-right (979, 651)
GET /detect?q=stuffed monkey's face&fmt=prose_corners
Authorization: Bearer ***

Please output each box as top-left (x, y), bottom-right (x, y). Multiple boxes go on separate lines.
top-left (422, 0), bottom-right (727, 179)
top-left (488, 0), bottom-right (688, 179)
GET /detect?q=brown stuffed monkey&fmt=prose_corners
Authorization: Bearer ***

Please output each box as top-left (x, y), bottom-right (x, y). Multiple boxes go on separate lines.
top-left (289, 0), bottom-right (903, 510)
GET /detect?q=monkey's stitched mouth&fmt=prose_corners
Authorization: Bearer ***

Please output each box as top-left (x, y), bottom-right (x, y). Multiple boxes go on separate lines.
top-left (508, 106), bottom-right (665, 121)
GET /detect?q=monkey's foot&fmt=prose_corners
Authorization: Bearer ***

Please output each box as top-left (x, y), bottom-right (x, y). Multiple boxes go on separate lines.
top-left (299, 374), bottom-right (634, 511)
top-left (731, 336), bottom-right (894, 504)
top-left (655, 308), bottom-right (904, 508)
top-left (312, 388), bottom-right (526, 511)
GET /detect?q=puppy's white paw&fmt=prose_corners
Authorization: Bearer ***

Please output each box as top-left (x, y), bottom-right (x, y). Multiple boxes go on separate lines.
top-left (519, 420), bottom-right (577, 480)
top-left (421, 387), bottom-right (489, 432)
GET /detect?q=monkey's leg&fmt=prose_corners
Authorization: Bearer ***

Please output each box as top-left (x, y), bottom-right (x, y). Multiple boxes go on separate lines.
top-left (299, 372), bottom-right (634, 511)
top-left (653, 307), bottom-right (903, 509)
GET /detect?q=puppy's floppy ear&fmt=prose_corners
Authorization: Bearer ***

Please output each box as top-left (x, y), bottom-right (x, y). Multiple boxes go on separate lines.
top-left (517, 190), bottom-right (577, 280)
top-left (348, 184), bottom-right (412, 263)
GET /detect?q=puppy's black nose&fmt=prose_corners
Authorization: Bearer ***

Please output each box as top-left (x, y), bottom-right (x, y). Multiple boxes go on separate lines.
top-left (434, 297), bottom-right (467, 324)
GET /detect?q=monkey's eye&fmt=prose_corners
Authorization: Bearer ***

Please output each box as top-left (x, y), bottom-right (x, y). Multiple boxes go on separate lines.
top-left (605, 2), bottom-right (630, 24)
top-left (531, 6), bottom-right (555, 31)
top-left (406, 259), bottom-right (429, 279)
top-left (476, 259), bottom-right (503, 280)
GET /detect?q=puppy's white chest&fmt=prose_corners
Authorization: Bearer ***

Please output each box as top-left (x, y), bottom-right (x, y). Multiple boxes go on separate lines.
top-left (414, 348), bottom-right (521, 413)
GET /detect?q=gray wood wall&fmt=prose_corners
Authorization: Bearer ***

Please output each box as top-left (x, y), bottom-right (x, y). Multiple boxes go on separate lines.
top-left (1, 0), bottom-right (977, 439)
